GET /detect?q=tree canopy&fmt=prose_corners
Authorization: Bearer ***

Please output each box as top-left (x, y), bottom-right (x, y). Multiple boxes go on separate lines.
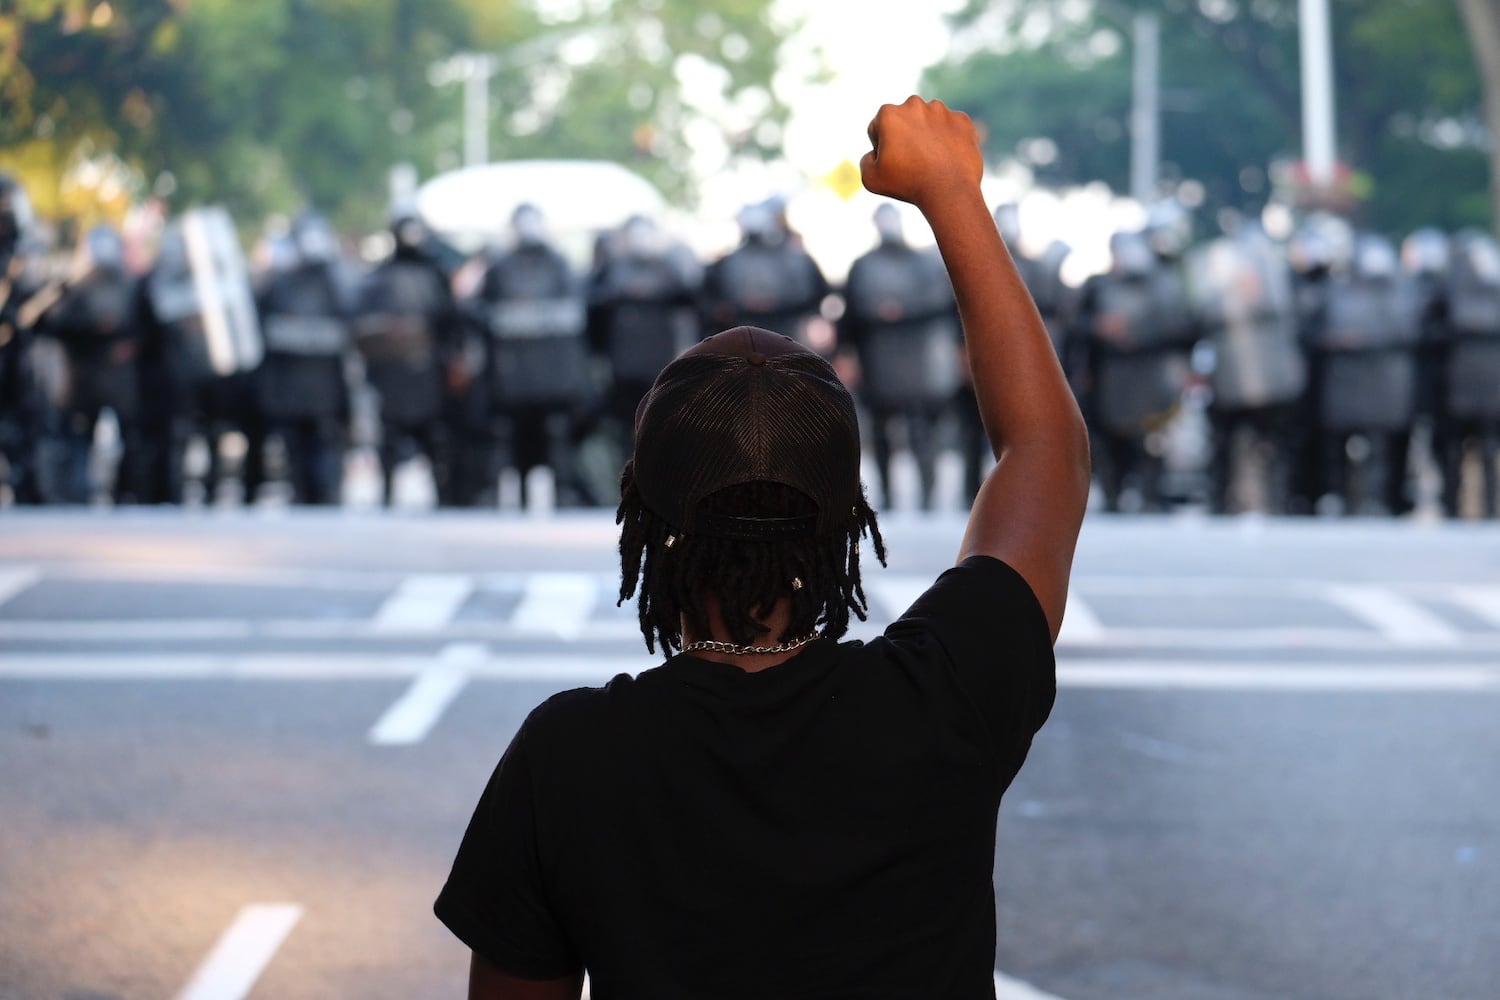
top-left (0, 0), bottom-right (795, 232)
top-left (922, 0), bottom-right (1493, 237)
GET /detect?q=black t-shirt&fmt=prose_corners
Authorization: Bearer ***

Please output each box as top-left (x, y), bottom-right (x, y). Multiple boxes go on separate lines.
top-left (435, 555), bottom-right (1055, 999)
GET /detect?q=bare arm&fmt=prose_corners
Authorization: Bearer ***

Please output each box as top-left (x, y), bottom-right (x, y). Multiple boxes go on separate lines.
top-left (860, 97), bottom-right (1091, 641)
top-left (468, 951), bottom-right (583, 1000)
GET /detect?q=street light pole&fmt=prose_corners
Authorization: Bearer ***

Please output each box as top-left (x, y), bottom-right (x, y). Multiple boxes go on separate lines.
top-left (430, 53), bottom-right (500, 169)
top-left (1298, 0), bottom-right (1337, 187)
top-left (1130, 12), bottom-right (1161, 204)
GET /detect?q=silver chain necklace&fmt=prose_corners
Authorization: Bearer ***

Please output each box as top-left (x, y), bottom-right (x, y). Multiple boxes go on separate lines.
top-left (681, 633), bottom-right (820, 656)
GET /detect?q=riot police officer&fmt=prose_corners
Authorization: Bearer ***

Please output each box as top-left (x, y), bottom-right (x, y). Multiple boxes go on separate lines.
top-left (701, 200), bottom-right (830, 348)
top-left (1402, 228), bottom-right (1454, 516)
top-left (1312, 232), bottom-right (1422, 515)
top-left (1437, 230), bottom-right (1500, 517)
top-left (477, 203), bottom-right (596, 508)
top-left (1071, 227), bottom-right (1198, 512)
top-left (1189, 223), bottom-right (1306, 514)
top-left (137, 208), bottom-right (266, 506)
top-left (255, 212), bottom-right (351, 505)
top-left (840, 203), bottom-right (960, 510)
top-left (586, 214), bottom-right (701, 464)
top-left (37, 225), bottom-right (145, 503)
top-left (353, 211), bottom-right (463, 507)
top-left (1286, 215), bottom-right (1352, 514)
top-left (0, 173), bottom-right (48, 504)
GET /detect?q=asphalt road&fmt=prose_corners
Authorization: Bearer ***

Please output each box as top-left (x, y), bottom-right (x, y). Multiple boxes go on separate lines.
top-left (1, 508), bottom-right (1497, 1000)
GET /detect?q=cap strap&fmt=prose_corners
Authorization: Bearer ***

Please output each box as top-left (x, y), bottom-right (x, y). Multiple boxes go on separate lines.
top-left (693, 512), bottom-right (820, 541)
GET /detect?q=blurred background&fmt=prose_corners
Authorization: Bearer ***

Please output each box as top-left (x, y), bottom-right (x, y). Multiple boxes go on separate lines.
top-left (2, 2), bottom-right (1499, 999)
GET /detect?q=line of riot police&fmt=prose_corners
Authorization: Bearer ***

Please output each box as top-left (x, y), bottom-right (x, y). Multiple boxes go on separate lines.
top-left (4, 164), bottom-right (1499, 518)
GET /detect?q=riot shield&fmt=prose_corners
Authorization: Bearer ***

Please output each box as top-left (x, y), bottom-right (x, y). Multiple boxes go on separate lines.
top-left (1319, 280), bottom-right (1421, 352)
top-left (1094, 350), bottom-right (1191, 437)
top-left (1446, 339), bottom-right (1500, 420)
top-left (488, 296), bottom-right (592, 407)
top-left (1189, 236), bottom-right (1305, 410)
top-left (1320, 351), bottom-right (1417, 432)
top-left (857, 318), bottom-right (962, 410)
top-left (147, 207), bottom-right (262, 381)
top-left (352, 263), bottom-right (443, 427)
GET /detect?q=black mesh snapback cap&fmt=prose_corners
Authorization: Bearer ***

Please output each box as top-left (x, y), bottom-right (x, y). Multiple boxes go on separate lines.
top-left (631, 326), bottom-right (863, 541)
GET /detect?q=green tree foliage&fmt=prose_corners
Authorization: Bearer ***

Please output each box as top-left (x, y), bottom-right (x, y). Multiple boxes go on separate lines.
top-left (0, 0), bottom-right (792, 230)
top-left (923, 0), bottom-right (1491, 236)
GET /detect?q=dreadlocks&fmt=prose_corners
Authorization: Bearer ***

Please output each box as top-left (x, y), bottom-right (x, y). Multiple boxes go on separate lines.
top-left (617, 461), bottom-right (887, 657)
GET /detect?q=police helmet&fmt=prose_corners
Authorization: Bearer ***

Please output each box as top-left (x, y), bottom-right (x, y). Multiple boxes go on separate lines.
top-left (0, 173), bottom-right (35, 266)
top-left (84, 224), bottom-right (126, 272)
top-left (1452, 230), bottom-right (1500, 286)
top-left (292, 212), bottom-right (339, 264)
top-left (1109, 229), bottom-right (1156, 278)
top-left (1145, 199), bottom-right (1192, 260)
top-left (992, 203), bottom-right (1022, 247)
top-left (1351, 233), bottom-right (1399, 283)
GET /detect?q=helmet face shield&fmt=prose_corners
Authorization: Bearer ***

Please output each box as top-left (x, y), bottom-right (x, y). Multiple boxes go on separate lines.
top-left (1463, 235), bottom-right (1500, 285)
top-left (293, 214), bottom-right (339, 263)
top-left (1401, 228), bottom-right (1449, 276)
top-left (1110, 230), bottom-right (1155, 278)
top-left (1353, 234), bottom-right (1398, 282)
top-left (873, 204), bottom-right (903, 245)
top-left (0, 178), bottom-right (32, 262)
top-left (84, 225), bottom-right (126, 271)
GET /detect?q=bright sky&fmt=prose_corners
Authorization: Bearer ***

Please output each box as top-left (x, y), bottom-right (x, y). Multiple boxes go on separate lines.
top-left (687, 1), bottom-right (967, 277)
top-left (776, 0), bottom-right (966, 174)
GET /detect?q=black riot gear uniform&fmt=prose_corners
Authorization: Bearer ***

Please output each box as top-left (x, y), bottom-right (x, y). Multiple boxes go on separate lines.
top-left (0, 175), bottom-right (52, 504)
top-left (587, 215), bottom-right (701, 463)
top-left (353, 216), bottom-right (463, 507)
top-left (478, 204), bottom-right (596, 508)
top-left (137, 209), bottom-right (266, 505)
top-left (1311, 233), bottom-right (1422, 514)
top-left (1072, 229), bottom-right (1198, 512)
top-left (1189, 226), bottom-right (1307, 514)
top-left (256, 214), bottom-right (352, 504)
top-left (840, 205), bottom-right (960, 510)
top-left (1437, 230), bottom-right (1500, 516)
top-left (37, 225), bottom-right (147, 503)
top-left (701, 202), bottom-right (829, 348)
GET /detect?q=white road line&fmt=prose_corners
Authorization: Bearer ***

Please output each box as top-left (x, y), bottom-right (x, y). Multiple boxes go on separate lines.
top-left (869, 578), bottom-right (929, 621)
top-left (1322, 584), bottom-right (1463, 646)
top-left (511, 573), bottom-right (597, 639)
top-left (367, 644), bottom-right (479, 745)
top-left (3, 654), bottom-right (1498, 693)
top-left (1059, 660), bottom-right (1500, 692)
top-left (2, 618), bottom-right (1499, 653)
top-left (996, 970), bottom-right (1068, 1000)
top-left (1058, 589), bottom-right (1106, 645)
top-left (173, 903), bottom-right (302, 1000)
top-left (0, 566), bottom-right (40, 608)
top-left (372, 574), bottom-right (474, 632)
top-left (1448, 585), bottom-right (1500, 629)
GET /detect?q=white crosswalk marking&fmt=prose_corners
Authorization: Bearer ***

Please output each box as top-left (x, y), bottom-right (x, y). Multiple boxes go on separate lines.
top-left (512, 573), bottom-right (597, 639)
top-left (1448, 585), bottom-right (1500, 629)
top-left (869, 577), bottom-right (929, 621)
top-left (995, 971), bottom-right (1068, 1000)
top-left (1059, 589), bottom-right (1105, 645)
top-left (0, 566), bottom-right (40, 609)
top-left (174, 903), bottom-right (302, 1000)
top-left (1322, 584), bottom-right (1463, 646)
top-left (368, 644), bottom-right (480, 746)
top-left (372, 574), bottom-right (474, 631)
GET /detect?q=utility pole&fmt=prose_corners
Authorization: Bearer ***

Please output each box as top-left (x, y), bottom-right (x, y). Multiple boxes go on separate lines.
top-left (430, 53), bottom-right (500, 168)
top-left (1129, 12), bottom-right (1161, 204)
top-left (1298, 0), bottom-right (1337, 188)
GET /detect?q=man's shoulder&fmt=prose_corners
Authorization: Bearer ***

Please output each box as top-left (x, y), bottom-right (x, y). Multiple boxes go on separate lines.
top-left (522, 670), bottom-right (662, 736)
